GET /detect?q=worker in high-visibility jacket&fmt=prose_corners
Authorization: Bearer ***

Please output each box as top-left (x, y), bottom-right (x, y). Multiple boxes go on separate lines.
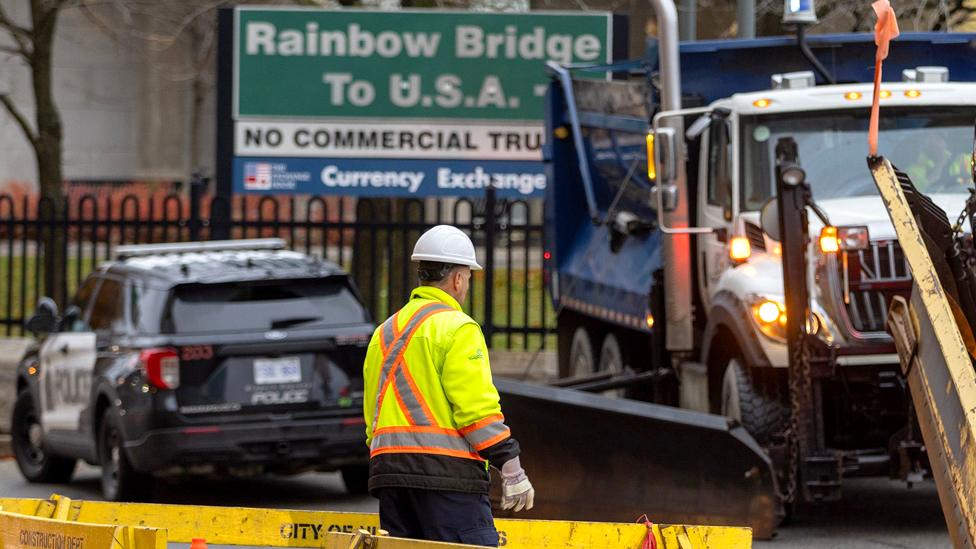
top-left (362, 224), bottom-right (534, 546)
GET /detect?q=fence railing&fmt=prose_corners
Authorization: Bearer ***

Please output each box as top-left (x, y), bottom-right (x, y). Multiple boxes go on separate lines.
top-left (0, 186), bottom-right (554, 350)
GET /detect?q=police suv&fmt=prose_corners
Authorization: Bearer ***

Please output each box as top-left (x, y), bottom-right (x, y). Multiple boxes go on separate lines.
top-left (11, 239), bottom-right (373, 501)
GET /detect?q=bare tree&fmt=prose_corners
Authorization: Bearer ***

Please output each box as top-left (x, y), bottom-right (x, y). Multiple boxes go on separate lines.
top-left (0, 0), bottom-right (70, 304)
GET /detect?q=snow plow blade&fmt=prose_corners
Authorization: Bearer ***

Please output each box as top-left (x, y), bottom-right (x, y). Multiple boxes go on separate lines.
top-left (494, 378), bottom-right (781, 539)
top-left (870, 155), bottom-right (976, 548)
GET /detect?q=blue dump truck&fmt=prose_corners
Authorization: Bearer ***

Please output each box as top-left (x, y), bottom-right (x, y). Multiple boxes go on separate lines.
top-left (537, 11), bottom-right (976, 531)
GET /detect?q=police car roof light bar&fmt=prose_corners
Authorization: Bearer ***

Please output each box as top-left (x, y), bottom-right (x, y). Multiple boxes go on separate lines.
top-left (116, 238), bottom-right (287, 259)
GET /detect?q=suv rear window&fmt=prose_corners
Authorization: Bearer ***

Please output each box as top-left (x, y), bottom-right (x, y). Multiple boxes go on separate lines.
top-left (167, 278), bottom-right (369, 334)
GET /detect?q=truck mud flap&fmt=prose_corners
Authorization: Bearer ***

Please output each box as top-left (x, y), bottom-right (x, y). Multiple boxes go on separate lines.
top-left (494, 378), bottom-right (781, 539)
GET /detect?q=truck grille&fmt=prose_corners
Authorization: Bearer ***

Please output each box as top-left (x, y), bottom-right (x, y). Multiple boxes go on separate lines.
top-left (744, 222), bottom-right (766, 252)
top-left (842, 240), bottom-right (912, 333)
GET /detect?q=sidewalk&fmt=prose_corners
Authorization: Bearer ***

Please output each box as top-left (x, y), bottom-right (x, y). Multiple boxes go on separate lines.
top-left (489, 349), bottom-right (557, 383)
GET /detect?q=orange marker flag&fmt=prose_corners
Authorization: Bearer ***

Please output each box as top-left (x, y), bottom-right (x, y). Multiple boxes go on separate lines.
top-left (869, 0), bottom-right (900, 156)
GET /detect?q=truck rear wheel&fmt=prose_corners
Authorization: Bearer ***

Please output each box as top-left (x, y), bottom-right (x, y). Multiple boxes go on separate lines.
top-left (721, 359), bottom-right (787, 445)
top-left (598, 334), bottom-right (626, 398)
top-left (568, 327), bottom-right (595, 377)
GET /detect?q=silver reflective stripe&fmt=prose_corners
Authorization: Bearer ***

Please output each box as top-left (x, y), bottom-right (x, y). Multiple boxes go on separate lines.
top-left (371, 317), bottom-right (396, 431)
top-left (463, 419), bottom-right (510, 448)
top-left (371, 318), bottom-right (399, 430)
top-left (393, 372), bottom-right (432, 426)
top-left (371, 430), bottom-right (476, 454)
top-left (381, 317), bottom-right (395, 349)
top-left (370, 303), bottom-right (453, 431)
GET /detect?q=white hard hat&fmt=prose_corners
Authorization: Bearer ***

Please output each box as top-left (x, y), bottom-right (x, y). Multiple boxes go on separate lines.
top-left (411, 225), bottom-right (482, 270)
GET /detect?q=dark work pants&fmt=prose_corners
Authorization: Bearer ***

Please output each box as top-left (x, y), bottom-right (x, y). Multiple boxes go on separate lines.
top-left (376, 487), bottom-right (499, 547)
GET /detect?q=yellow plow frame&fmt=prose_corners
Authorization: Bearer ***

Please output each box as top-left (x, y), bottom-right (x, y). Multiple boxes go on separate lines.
top-left (871, 156), bottom-right (976, 548)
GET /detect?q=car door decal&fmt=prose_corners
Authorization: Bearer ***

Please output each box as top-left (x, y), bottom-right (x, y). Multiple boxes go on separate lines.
top-left (38, 332), bottom-right (97, 434)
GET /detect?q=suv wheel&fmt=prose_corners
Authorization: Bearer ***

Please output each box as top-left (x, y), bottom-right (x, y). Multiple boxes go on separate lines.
top-left (341, 464), bottom-right (369, 495)
top-left (98, 409), bottom-right (152, 501)
top-left (11, 391), bottom-right (76, 483)
top-left (721, 358), bottom-right (787, 445)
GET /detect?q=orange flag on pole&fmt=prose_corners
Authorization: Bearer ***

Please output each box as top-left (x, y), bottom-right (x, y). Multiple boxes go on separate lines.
top-left (869, 0), bottom-right (900, 156)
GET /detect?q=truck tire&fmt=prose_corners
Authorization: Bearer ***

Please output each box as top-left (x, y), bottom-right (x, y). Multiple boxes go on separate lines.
top-left (598, 334), bottom-right (626, 398)
top-left (98, 408), bottom-right (152, 502)
top-left (569, 327), bottom-right (595, 377)
top-left (721, 359), bottom-right (787, 445)
top-left (11, 390), bottom-right (76, 483)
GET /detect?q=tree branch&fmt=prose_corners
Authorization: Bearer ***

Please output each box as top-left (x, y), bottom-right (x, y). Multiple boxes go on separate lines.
top-left (0, 93), bottom-right (38, 147)
top-left (0, 43), bottom-right (26, 56)
top-left (0, 3), bottom-right (33, 59)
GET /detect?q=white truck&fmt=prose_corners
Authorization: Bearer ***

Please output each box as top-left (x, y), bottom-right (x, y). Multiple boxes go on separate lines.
top-left (544, 13), bottom-right (976, 502)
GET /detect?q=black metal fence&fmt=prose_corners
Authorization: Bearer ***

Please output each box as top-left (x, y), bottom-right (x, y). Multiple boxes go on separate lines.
top-left (0, 185), bottom-right (553, 350)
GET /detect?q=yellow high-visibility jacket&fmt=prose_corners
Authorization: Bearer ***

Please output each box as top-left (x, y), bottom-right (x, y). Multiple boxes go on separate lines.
top-left (362, 286), bottom-right (519, 494)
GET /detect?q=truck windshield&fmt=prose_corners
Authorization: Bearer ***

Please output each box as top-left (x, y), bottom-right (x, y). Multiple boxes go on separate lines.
top-left (167, 278), bottom-right (369, 334)
top-left (740, 107), bottom-right (975, 211)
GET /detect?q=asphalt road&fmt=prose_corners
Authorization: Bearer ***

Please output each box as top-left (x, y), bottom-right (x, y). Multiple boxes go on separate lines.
top-left (0, 459), bottom-right (949, 548)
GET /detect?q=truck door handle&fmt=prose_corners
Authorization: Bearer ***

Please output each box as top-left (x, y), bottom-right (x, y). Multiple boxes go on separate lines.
top-left (59, 344), bottom-right (69, 355)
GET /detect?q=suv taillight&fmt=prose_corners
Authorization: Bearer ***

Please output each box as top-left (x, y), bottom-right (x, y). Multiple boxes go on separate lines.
top-left (140, 348), bottom-right (180, 389)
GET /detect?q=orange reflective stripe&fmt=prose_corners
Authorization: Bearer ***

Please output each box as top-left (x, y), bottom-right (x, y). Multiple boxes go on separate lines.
top-left (374, 425), bottom-right (464, 437)
top-left (388, 369), bottom-right (415, 424)
top-left (459, 414), bottom-right (511, 451)
top-left (370, 446), bottom-right (482, 461)
top-left (397, 357), bottom-right (437, 425)
top-left (385, 306), bottom-right (450, 374)
top-left (472, 428), bottom-right (511, 451)
top-left (459, 413), bottom-right (505, 435)
top-left (372, 303), bottom-right (451, 428)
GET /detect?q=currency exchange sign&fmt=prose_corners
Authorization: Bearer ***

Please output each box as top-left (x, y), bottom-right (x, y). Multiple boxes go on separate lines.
top-left (231, 8), bottom-right (615, 197)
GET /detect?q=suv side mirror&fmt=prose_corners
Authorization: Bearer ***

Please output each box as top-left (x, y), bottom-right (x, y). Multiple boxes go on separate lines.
top-left (26, 297), bottom-right (59, 337)
top-left (760, 198), bottom-right (780, 242)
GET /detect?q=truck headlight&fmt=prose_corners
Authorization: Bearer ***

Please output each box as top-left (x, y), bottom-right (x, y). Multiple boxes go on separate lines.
top-left (751, 297), bottom-right (787, 341)
top-left (750, 296), bottom-right (824, 342)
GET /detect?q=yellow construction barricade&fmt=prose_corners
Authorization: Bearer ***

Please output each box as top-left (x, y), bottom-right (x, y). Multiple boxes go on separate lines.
top-left (0, 495), bottom-right (751, 549)
top-left (0, 505), bottom-right (165, 549)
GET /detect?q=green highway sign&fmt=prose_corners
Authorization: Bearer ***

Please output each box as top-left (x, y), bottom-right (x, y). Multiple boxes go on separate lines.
top-left (234, 8), bottom-right (614, 121)
top-left (221, 7), bottom-right (621, 197)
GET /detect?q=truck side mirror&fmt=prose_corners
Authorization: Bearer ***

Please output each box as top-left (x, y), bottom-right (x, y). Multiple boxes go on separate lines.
top-left (654, 127), bottom-right (678, 184)
top-left (651, 185), bottom-right (679, 212)
top-left (26, 297), bottom-right (59, 337)
top-left (759, 198), bottom-right (780, 242)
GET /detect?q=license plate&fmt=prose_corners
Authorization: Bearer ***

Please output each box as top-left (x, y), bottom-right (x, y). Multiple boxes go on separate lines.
top-left (253, 357), bottom-right (302, 385)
